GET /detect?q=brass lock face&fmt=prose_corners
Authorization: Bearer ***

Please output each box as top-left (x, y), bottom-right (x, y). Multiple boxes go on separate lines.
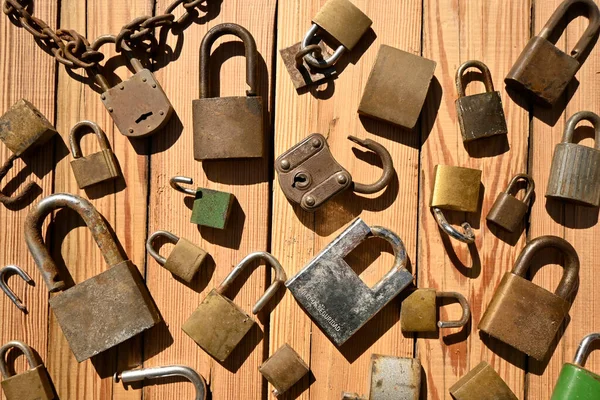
top-left (487, 173), bottom-right (535, 233)
top-left (0, 99), bottom-right (57, 157)
top-left (449, 361), bottom-right (518, 400)
top-left (0, 341), bottom-right (54, 400)
top-left (259, 343), bottom-right (309, 396)
top-left (312, 0), bottom-right (372, 51)
top-left (147, 230), bottom-right (207, 283)
top-left (280, 42), bottom-right (337, 90)
top-left (430, 165), bottom-right (482, 212)
top-left (400, 289), bottom-right (470, 332)
top-left (551, 333), bottom-right (600, 400)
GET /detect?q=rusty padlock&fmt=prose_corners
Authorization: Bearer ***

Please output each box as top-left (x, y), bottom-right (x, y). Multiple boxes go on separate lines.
top-left (400, 289), bottom-right (470, 332)
top-left (24, 193), bottom-right (162, 362)
top-left (193, 23), bottom-right (264, 160)
top-left (449, 361), bottom-right (518, 400)
top-left (505, 0), bottom-right (600, 106)
top-left (182, 252), bottom-right (286, 361)
top-left (455, 60), bottom-right (508, 142)
top-left (487, 173), bottom-right (535, 232)
top-left (115, 365), bottom-right (207, 400)
top-left (146, 230), bottom-right (208, 283)
top-left (0, 341), bottom-right (54, 400)
top-left (275, 134), bottom-right (394, 211)
top-left (259, 343), bottom-right (309, 396)
top-left (546, 111), bottom-right (600, 206)
top-left (479, 236), bottom-right (579, 361)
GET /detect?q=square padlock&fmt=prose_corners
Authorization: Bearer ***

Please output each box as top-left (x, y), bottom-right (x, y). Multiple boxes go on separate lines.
top-left (450, 361), bottom-right (518, 400)
top-left (430, 165), bottom-right (481, 213)
top-left (259, 344), bottom-right (309, 396)
top-left (191, 188), bottom-right (235, 229)
top-left (0, 99), bottom-right (57, 157)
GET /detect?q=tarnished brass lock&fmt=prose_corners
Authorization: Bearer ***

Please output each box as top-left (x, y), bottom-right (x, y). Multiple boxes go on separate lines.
top-left (287, 218), bottom-right (413, 346)
top-left (455, 60), bottom-right (508, 142)
top-left (259, 343), bottom-right (309, 396)
top-left (479, 236), bottom-right (579, 361)
top-left (193, 23), bottom-right (264, 160)
top-left (551, 333), bottom-right (600, 400)
top-left (0, 340), bottom-right (54, 400)
top-left (115, 365), bottom-right (207, 400)
top-left (505, 0), bottom-right (600, 106)
top-left (275, 134), bottom-right (394, 211)
top-left (400, 289), bottom-right (470, 332)
top-left (69, 120), bottom-right (121, 189)
top-left (24, 193), bottom-right (162, 362)
top-left (449, 361), bottom-right (518, 400)
top-left (487, 173), bottom-right (535, 233)
top-left (146, 230), bottom-right (207, 283)
top-left (547, 111), bottom-right (600, 206)
top-left (182, 252), bottom-right (286, 361)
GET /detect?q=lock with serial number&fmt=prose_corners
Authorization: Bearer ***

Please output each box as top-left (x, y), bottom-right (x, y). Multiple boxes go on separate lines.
top-left (449, 361), bottom-right (518, 400)
top-left (551, 333), bottom-right (600, 400)
top-left (0, 340), bottom-right (54, 400)
top-left (259, 343), bottom-right (309, 396)
top-left (487, 173), bottom-right (535, 233)
top-left (400, 289), bottom-right (470, 332)
top-left (146, 230), bottom-right (208, 283)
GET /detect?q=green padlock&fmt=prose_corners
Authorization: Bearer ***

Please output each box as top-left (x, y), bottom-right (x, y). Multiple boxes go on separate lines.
top-left (551, 333), bottom-right (600, 400)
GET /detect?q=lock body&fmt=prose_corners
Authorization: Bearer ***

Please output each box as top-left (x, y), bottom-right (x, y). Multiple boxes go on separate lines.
top-left (551, 363), bottom-right (600, 400)
top-left (164, 238), bottom-right (207, 283)
top-left (0, 99), bottom-right (57, 157)
top-left (70, 149), bottom-right (120, 188)
top-left (369, 355), bottom-right (421, 400)
top-left (259, 343), bottom-right (309, 396)
top-left (1, 365), bottom-right (54, 400)
top-left (191, 188), bottom-right (235, 229)
top-left (313, 0), bottom-right (372, 51)
top-left (487, 193), bottom-right (529, 233)
top-left (400, 288), bottom-right (437, 332)
top-left (456, 91), bottom-right (508, 142)
top-left (449, 361), bottom-right (518, 400)
top-left (430, 165), bottom-right (481, 212)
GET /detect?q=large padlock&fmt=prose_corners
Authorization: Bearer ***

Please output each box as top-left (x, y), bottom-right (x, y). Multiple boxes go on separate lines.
top-left (400, 289), bottom-right (470, 332)
top-left (193, 23), bottom-right (264, 160)
top-left (551, 333), bottom-right (600, 399)
top-left (546, 111), bottom-right (600, 206)
top-left (24, 193), bottom-right (162, 362)
top-left (455, 60), bottom-right (508, 143)
top-left (449, 361), bottom-right (518, 400)
top-left (0, 340), bottom-right (54, 400)
top-left (259, 343), bottom-right (309, 396)
top-left (182, 252), bottom-right (286, 361)
top-left (146, 230), bottom-right (208, 283)
top-left (286, 218), bottom-right (413, 346)
top-left (487, 173), bottom-right (535, 232)
top-left (479, 236), bottom-right (579, 361)
top-left (505, 0), bottom-right (600, 106)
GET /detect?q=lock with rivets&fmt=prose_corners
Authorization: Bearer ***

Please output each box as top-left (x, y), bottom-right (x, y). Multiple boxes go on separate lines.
top-left (400, 289), bottom-right (470, 332)
top-left (551, 333), bottom-right (600, 400)
top-left (450, 361), bottom-right (518, 400)
top-left (0, 340), bottom-right (54, 400)
top-left (259, 343), bottom-right (309, 396)
top-left (487, 173), bottom-right (535, 233)
top-left (146, 230), bottom-right (208, 283)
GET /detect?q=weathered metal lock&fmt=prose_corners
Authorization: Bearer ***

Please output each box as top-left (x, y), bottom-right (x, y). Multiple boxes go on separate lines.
top-left (430, 165), bottom-right (482, 243)
top-left (275, 134), bottom-right (394, 211)
top-left (400, 289), bottom-right (470, 332)
top-left (505, 0), bottom-right (600, 106)
top-left (115, 365), bottom-right (207, 400)
top-left (69, 120), bottom-right (121, 189)
top-left (193, 23), bottom-right (264, 160)
top-left (0, 340), bottom-right (54, 400)
top-left (487, 173), bottom-right (535, 232)
top-left (551, 333), bottom-right (600, 400)
top-left (24, 193), bottom-right (162, 362)
top-left (455, 60), bottom-right (508, 142)
top-left (449, 361), bottom-right (518, 400)
top-left (546, 111), bottom-right (600, 206)
top-left (259, 343), bottom-right (309, 396)
top-left (182, 252), bottom-right (286, 362)
top-left (147, 230), bottom-right (208, 283)
top-left (479, 236), bottom-right (579, 361)
top-left (0, 264), bottom-right (34, 312)
top-left (286, 218), bottom-right (413, 346)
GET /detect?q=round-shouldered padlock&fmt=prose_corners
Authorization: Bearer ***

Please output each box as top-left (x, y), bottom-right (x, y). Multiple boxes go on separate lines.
top-left (146, 230), bottom-right (207, 283)
top-left (0, 340), bottom-right (54, 400)
top-left (487, 173), bottom-right (535, 233)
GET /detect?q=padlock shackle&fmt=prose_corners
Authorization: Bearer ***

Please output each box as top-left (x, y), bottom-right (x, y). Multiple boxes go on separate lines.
top-left (0, 153), bottom-right (37, 207)
top-left (146, 230), bottom-right (180, 266)
top-left (0, 340), bottom-right (39, 379)
top-left (69, 120), bottom-right (112, 159)
top-left (562, 110), bottom-right (600, 150)
top-left (301, 24), bottom-right (346, 68)
top-left (369, 226), bottom-right (408, 273)
top-left (115, 365), bottom-right (207, 400)
top-left (431, 207), bottom-right (476, 244)
top-left (0, 265), bottom-right (33, 313)
top-left (24, 193), bottom-right (126, 292)
top-left (170, 176), bottom-right (198, 196)
top-left (199, 23), bottom-right (258, 98)
top-left (89, 34), bottom-right (145, 91)
top-left (347, 136), bottom-right (395, 194)
top-left (455, 60), bottom-right (495, 98)
top-left (436, 291), bottom-right (471, 329)
top-left (573, 332), bottom-right (600, 366)
top-left (505, 173), bottom-right (535, 204)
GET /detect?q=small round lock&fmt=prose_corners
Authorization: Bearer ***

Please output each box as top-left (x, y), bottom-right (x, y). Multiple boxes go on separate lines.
top-left (487, 173), bottom-right (535, 233)
top-left (0, 341), bottom-right (40, 379)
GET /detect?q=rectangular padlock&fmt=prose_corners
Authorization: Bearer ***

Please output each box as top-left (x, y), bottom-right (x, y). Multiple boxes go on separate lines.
top-left (487, 174), bottom-right (535, 233)
top-left (0, 341), bottom-right (54, 400)
top-left (551, 333), bottom-right (600, 400)
top-left (400, 289), bottom-right (470, 332)
top-left (312, 0), bottom-right (372, 51)
top-left (0, 99), bottom-right (57, 157)
top-left (147, 230), bottom-right (207, 283)
top-left (449, 361), bottom-right (518, 400)
top-left (191, 188), bottom-right (235, 229)
top-left (259, 343), bottom-right (309, 396)
top-left (430, 165), bottom-right (481, 212)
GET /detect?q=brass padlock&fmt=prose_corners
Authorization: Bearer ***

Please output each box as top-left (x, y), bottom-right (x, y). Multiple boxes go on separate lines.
top-left (400, 289), bottom-right (470, 332)
top-left (546, 111), bottom-right (600, 206)
top-left (146, 230), bottom-right (208, 283)
top-left (115, 365), bottom-right (207, 400)
top-left (275, 134), bottom-right (394, 211)
top-left (259, 343), bottom-right (309, 396)
top-left (182, 252), bottom-right (286, 361)
top-left (0, 340), bottom-right (54, 400)
top-left (193, 23), bottom-right (264, 160)
top-left (24, 193), bottom-right (162, 362)
top-left (455, 60), bottom-right (508, 143)
top-left (69, 120), bottom-right (121, 189)
top-left (479, 236), bottom-right (579, 361)
top-left (487, 173), bottom-right (535, 233)
top-left (551, 333), bottom-right (600, 399)
top-left (505, 0), bottom-right (600, 106)
top-left (449, 361), bottom-right (518, 400)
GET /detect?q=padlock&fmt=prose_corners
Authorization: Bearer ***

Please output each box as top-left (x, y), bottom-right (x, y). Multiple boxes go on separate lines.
top-left (69, 120), bottom-right (121, 189)
top-left (455, 60), bottom-right (508, 142)
top-left (487, 173), bottom-right (535, 232)
top-left (275, 134), bottom-right (394, 211)
top-left (505, 0), bottom-right (600, 106)
top-left (193, 23), bottom-right (264, 160)
top-left (259, 343), bottom-right (309, 396)
top-left (358, 44), bottom-right (436, 129)
top-left (479, 235), bottom-right (579, 361)
top-left (24, 193), bottom-right (162, 362)
top-left (551, 333), bottom-right (600, 400)
top-left (146, 230), bottom-right (208, 283)
top-left (287, 218), bottom-right (413, 346)
top-left (449, 361), bottom-right (518, 400)
top-left (182, 252), bottom-right (286, 361)
top-left (430, 165), bottom-right (482, 243)
top-left (115, 365), bottom-right (207, 400)
top-left (0, 340), bottom-right (54, 400)
top-left (546, 111), bottom-right (600, 206)
top-left (400, 289), bottom-right (470, 332)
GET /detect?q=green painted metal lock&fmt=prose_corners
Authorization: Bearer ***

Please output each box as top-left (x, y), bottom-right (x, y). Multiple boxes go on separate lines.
top-left (551, 333), bottom-right (600, 400)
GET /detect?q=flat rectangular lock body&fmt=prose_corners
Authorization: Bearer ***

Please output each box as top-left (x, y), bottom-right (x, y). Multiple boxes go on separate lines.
top-left (430, 165), bottom-right (481, 212)
top-left (400, 288), bottom-right (437, 332)
top-left (259, 343), bottom-right (309, 396)
top-left (369, 355), bottom-right (421, 400)
top-left (0, 99), bottom-right (57, 157)
top-left (191, 188), bottom-right (235, 229)
top-left (487, 174), bottom-right (535, 233)
top-left (551, 333), bottom-right (600, 400)
top-left (1, 365), bottom-right (54, 400)
top-left (449, 361), bottom-right (518, 400)
top-left (312, 0), bottom-right (372, 51)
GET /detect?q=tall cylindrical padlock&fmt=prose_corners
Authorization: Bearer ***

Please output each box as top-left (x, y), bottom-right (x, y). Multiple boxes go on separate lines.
top-left (146, 230), bottom-right (208, 283)
top-left (487, 173), bottom-right (535, 232)
top-left (0, 341), bottom-right (54, 400)
top-left (546, 111), bottom-right (600, 206)
top-left (551, 333), bottom-right (600, 400)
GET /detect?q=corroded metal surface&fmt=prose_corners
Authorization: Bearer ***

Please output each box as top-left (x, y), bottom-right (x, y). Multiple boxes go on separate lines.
top-left (259, 343), bottom-right (309, 396)
top-left (280, 42), bottom-right (337, 89)
top-left (487, 173), bottom-right (535, 232)
top-left (312, 0), bottom-right (372, 51)
top-left (0, 99), bottom-right (57, 157)
top-left (449, 361), bottom-right (518, 400)
top-left (0, 340), bottom-right (54, 400)
top-left (369, 355), bottom-right (421, 400)
top-left (147, 230), bottom-right (207, 283)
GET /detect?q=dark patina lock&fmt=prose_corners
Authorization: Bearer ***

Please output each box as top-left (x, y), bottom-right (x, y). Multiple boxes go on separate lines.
top-left (487, 173), bottom-right (535, 232)
top-left (0, 340), bottom-right (54, 400)
top-left (450, 361), bottom-right (518, 400)
top-left (400, 289), bottom-right (470, 332)
top-left (551, 333), bottom-right (600, 399)
top-left (146, 230), bottom-right (208, 283)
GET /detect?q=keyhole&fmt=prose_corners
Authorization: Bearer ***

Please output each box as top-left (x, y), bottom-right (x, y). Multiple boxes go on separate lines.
top-left (293, 172), bottom-right (311, 189)
top-left (135, 111), bottom-right (153, 124)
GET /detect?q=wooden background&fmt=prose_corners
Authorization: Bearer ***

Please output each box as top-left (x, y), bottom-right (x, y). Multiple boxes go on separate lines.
top-left (1, 0), bottom-right (599, 399)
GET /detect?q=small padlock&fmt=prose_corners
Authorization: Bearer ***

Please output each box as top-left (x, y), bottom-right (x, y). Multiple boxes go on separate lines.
top-left (546, 111), bottom-right (600, 206)
top-left (24, 193), bottom-right (162, 362)
top-left (551, 333), bottom-right (600, 400)
top-left (287, 218), bottom-right (413, 346)
top-left (115, 365), bottom-right (207, 400)
top-left (276, 134), bottom-right (394, 211)
top-left (182, 252), bottom-right (286, 361)
top-left (400, 289), bottom-right (470, 332)
top-left (69, 120), bottom-right (121, 189)
top-left (479, 236), bottom-right (579, 361)
top-left (193, 23), bottom-right (264, 160)
top-left (0, 340), bottom-right (54, 400)
top-left (449, 361), bottom-right (518, 400)
top-left (259, 343), bottom-right (309, 396)
top-left (487, 173), bottom-right (535, 232)
top-left (146, 230), bottom-right (208, 283)
top-left (455, 60), bottom-right (508, 142)
top-left (505, 0), bottom-right (600, 106)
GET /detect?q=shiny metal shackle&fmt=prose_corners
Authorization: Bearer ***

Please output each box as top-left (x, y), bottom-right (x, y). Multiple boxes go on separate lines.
top-left (146, 230), bottom-right (181, 266)
top-left (115, 365), bottom-right (207, 400)
top-left (0, 154), bottom-right (36, 206)
top-left (0, 340), bottom-right (39, 379)
top-left (505, 173), bottom-right (536, 204)
top-left (455, 60), bottom-right (495, 98)
top-left (170, 176), bottom-right (197, 196)
top-left (0, 265), bottom-right (34, 312)
top-left (562, 110), bottom-right (600, 149)
top-left (301, 24), bottom-right (346, 68)
top-left (437, 291), bottom-right (471, 329)
top-left (369, 226), bottom-right (408, 273)
top-left (69, 120), bottom-right (111, 159)
top-left (348, 136), bottom-right (395, 195)
top-left (432, 207), bottom-right (475, 244)
top-left (573, 332), bottom-right (600, 366)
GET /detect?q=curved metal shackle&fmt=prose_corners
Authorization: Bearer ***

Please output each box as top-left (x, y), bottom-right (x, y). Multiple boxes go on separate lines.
top-left (512, 235), bottom-right (580, 300)
top-left (505, 173), bottom-right (535, 204)
top-left (115, 365), bottom-right (207, 400)
top-left (431, 207), bottom-right (475, 244)
top-left (199, 23), bottom-right (258, 98)
top-left (295, 44), bottom-right (323, 65)
top-left (455, 60), bottom-right (495, 97)
top-left (573, 332), bottom-right (600, 366)
top-left (69, 120), bottom-right (111, 158)
top-left (216, 251), bottom-right (287, 315)
top-left (347, 136), bottom-right (395, 194)
top-left (436, 291), bottom-right (471, 329)
top-left (146, 230), bottom-right (181, 266)
top-left (368, 226), bottom-right (408, 275)
top-left (0, 153), bottom-right (36, 206)
top-left (24, 193), bottom-right (125, 292)
top-left (562, 110), bottom-right (600, 149)
top-left (301, 24), bottom-right (346, 68)
top-left (170, 176), bottom-right (197, 196)
top-left (0, 340), bottom-right (39, 379)
top-left (89, 34), bottom-right (145, 92)
top-left (0, 265), bottom-right (34, 312)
